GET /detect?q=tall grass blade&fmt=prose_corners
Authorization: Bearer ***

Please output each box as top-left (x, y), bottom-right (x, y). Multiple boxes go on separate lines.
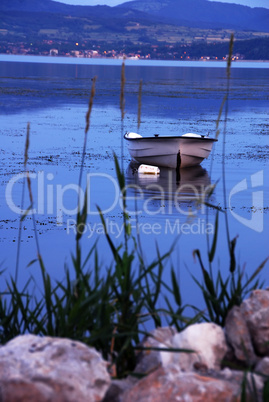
top-left (120, 60), bottom-right (126, 172)
top-left (120, 61), bottom-right (126, 122)
top-left (171, 268), bottom-right (181, 307)
top-left (20, 204), bottom-right (33, 222)
top-left (135, 346), bottom-right (195, 354)
top-left (78, 76), bottom-right (97, 192)
top-left (242, 257), bottom-right (268, 291)
top-left (113, 152), bottom-right (129, 249)
top-left (16, 122), bottom-right (31, 283)
top-left (227, 33), bottom-right (234, 79)
top-left (222, 33), bottom-right (234, 260)
top-left (208, 210), bottom-right (219, 263)
top-left (24, 122), bottom-right (30, 167)
top-left (114, 152), bottom-right (125, 192)
top-left (229, 235), bottom-right (238, 274)
top-left (85, 76), bottom-right (97, 135)
top-left (76, 185), bottom-right (88, 242)
top-left (215, 94), bottom-right (227, 140)
top-left (263, 380), bottom-right (269, 401)
top-left (137, 79), bottom-right (142, 132)
top-left (240, 371), bottom-right (247, 402)
top-left (97, 205), bottom-right (122, 264)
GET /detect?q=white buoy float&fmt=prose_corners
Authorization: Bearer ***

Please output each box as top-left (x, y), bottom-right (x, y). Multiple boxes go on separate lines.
top-left (138, 164), bottom-right (160, 175)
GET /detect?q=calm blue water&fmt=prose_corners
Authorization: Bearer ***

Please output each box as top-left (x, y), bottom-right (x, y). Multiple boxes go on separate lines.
top-left (0, 56), bottom-right (268, 312)
top-left (1, 54), bottom-right (269, 68)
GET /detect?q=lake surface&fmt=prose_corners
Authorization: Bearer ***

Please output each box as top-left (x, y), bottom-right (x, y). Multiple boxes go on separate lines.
top-left (1, 56), bottom-right (268, 311)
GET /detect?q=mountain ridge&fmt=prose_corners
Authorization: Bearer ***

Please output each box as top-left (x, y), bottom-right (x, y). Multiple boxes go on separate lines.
top-left (1, 0), bottom-right (269, 32)
top-left (1, 0), bottom-right (269, 60)
top-left (118, 0), bottom-right (269, 32)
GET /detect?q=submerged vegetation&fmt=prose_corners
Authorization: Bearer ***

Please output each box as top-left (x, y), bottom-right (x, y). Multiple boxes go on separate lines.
top-left (0, 36), bottom-right (268, 387)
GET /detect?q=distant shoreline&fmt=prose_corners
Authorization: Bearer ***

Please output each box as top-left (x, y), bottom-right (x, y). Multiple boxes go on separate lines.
top-left (0, 54), bottom-right (269, 68)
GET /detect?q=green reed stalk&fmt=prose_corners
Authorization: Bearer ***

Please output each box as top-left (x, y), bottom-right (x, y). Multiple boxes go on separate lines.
top-left (15, 124), bottom-right (51, 330)
top-left (137, 79), bottom-right (143, 132)
top-left (135, 79), bottom-right (144, 259)
top-left (15, 122), bottom-right (30, 282)
top-left (120, 61), bottom-right (126, 122)
top-left (24, 125), bottom-right (44, 265)
top-left (25, 126), bottom-right (43, 264)
top-left (223, 33), bottom-right (236, 275)
top-left (78, 76), bottom-right (97, 193)
top-left (119, 61), bottom-right (129, 251)
top-left (192, 33), bottom-right (268, 327)
top-left (75, 76), bottom-right (97, 273)
top-left (120, 61), bottom-right (126, 172)
top-left (206, 34), bottom-right (234, 276)
top-left (16, 123), bottom-right (45, 279)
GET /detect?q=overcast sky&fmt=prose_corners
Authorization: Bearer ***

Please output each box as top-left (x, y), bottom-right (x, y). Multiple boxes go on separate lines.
top-left (54, 0), bottom-right (269, 8)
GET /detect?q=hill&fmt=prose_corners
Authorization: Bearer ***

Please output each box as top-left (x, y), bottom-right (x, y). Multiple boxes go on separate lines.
top-left (1, 0), bottom-right (269, 32)
top-left (119, 0), bottom-right (269, 32)
top-left (0, 0), bottom-right (269, 60)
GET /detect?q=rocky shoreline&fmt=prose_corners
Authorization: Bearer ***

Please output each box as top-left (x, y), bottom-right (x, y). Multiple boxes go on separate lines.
top-left (0, 289), bottom-right (268, 401)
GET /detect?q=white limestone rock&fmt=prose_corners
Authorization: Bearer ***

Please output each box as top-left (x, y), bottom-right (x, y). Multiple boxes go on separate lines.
top-left (0, 334), bottom-right (110, 402)
top-left (160, 323), bottom-right (228, 372)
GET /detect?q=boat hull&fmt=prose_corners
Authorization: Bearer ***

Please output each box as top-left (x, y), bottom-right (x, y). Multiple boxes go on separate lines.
top-left (124, 134), bottom-right (217, 168)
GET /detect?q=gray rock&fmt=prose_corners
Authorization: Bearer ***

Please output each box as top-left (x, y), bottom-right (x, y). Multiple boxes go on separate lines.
top-left (134, 326), bottom-right (177, 375)
top-left (161, 323), bottom-right (228, 372)
top-left (103, 327), bottom-right (177, 402)
top-left (241, 289), bottom-right (269, 356)
top-left (0, 334), bottom-right (110, 402)
top-left (103, 378), bottom-right (136, 402)
top-left (121, 366), bottom-right (248, 402)
top-left (255, 357), bottom-right (269, 376)
top-left (225, 306), bottom-right (258, 366)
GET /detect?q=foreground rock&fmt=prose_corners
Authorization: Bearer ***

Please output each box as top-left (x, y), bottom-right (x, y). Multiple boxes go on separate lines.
top-left (225, 306), bottom-right (257, 366)
top-left (132, 323), bottom-right (227, 374)
top-left (121, 367), bottom-right (246, 402)
top-left (0, 335), bottom-right (110, 402)
top-left (105, 290), bottom-right (269, 401)
top-left (1, 290), bottom-right (269, 401)
top-left (224, 289), bottom-right (269, 367)
top-left (162, 322), bottom-right (228, 371)
top-left (241, 289), bottom-right (269, 356)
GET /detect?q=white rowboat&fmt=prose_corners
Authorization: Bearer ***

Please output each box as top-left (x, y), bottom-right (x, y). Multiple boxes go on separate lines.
top-left (124, 132), bottom-right (217, 168)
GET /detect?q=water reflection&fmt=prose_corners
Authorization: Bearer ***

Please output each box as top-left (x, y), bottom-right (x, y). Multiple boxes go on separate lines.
top-left (1, 60), bottom-right (268, 116)
top-left (125, 162), bottom-right (213, 217)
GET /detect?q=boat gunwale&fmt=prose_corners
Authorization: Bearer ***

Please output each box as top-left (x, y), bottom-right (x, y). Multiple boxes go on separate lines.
top-left (124, 134), bottom-right (218, 142)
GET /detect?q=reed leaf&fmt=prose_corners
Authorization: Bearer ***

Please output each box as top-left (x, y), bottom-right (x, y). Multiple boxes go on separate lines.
top-left (78, 76), bottom-right (97, 193)
top-left (171, 268), bottom-right (181, 307)
top-left (97, 205), bottom-right (122, 264)
top-left (229, 235), bottom-right (238, 274)
top-left (76, 185), bottom-right (88, 242)
top-left (263, 380), bottom-right (269, 401)
top-left (24, 122), bottom-right (30, 167)
top-left (215, 94), bottom-right (227, 139)
top-left (227, 33), bottom-right (234, 79)
top-left (241, 257), bottom-right (268, 291)
top-left (240, 371), bottom-right (247, 402)
top-left (114, 152), bottom-right (125, 193)
top-left (120, 61), bottom-right (126, 121)
top-left (85, 76), bottom-right (97, 135)
top-left (137, 79), bottom-right (142, 131)
top-left (20, 204), bottom-right (33, 222)
top-left (135, 346), bottom-right (195, 354)
top-left (208, 210), bottom-right (219, 263)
